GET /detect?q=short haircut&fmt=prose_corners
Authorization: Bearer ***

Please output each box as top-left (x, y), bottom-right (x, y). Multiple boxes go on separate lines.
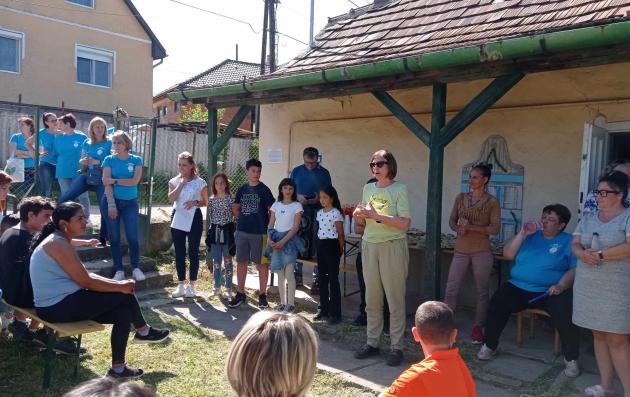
top-left (542, 203), bottom-right (571, 230)
top-left (59, 113), bottom-right (77, 129)
top-left (599, 170), bottom-right (630, 207)
top-left (18, 196), bottom-right (54, 222)
top-left (62, 377), bottom-right (155, 397)
top-left (303, 147), bottom-right (319, 158)
top-left (0, 170), bottom-right (13, 186)
top-left (371, 149), bottom-right (398, 179)
top-left (211, 173), bottom-right (231, 196)
top-left (245, 158), bottom-right (262, 170)
top-left (1, 213), bottom-right (20, 235)
top-left (226, 311), bottom-right (318, 397)
top-left (111, 130), bottom-right (133, 151)
top-left (87, 116), bottom-right (108, 143)
top-left (17, 117), bottom-right (35, 135)
top-left (415, 301), bottom-right (455, 345)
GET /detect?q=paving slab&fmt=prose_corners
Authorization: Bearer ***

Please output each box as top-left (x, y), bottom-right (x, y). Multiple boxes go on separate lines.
top-left (483, 355), bottom-right (553, 383)
top-left (348, 360), bottom-right (406, 391)
top-left (317, 341), bottom-right (382, 374)
top-left (475, 380), bottom-right (520, 397)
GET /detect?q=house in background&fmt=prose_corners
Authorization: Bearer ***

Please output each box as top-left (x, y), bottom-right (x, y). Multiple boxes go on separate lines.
top-left (0, 0), bottom-right (165, 117)
top-left (153, 59), bottom-right (263, 130)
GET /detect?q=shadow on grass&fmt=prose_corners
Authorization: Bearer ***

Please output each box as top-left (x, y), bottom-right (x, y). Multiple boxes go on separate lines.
top-left (140, 370), bottom-right (178, 389)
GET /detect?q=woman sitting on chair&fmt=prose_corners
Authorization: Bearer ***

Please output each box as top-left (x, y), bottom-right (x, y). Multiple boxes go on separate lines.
top-left (30, 202), bottom-right (170, 379)
top-left (476, 203), bottom-right (580, 378)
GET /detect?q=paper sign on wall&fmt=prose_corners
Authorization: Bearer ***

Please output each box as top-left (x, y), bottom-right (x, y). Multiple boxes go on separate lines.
top-left (267, 148), bottom-right (282, 164)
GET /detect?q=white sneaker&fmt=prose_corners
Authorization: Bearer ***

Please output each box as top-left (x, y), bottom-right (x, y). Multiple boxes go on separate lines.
top-left (584, 385), bottom-right (614, 397)
top-left (563, 359), bottom-right (580, 378)
top-left (113, 271), bottom-right (125, 281)
top-left (207, 288), bottom-right (220, 298)
top-left (171, 284), bottom-right (186, 298)
top-left (477, 344), bottom-right (496, 361)
top-left (132, 268), bottom-right (146, 281)
top-left (184, 284), bottom-right (196, 298)
top-left (222, 290), bottom-right (232, 299)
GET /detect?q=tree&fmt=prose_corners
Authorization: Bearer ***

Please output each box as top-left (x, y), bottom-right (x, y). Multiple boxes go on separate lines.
top-left (177, 104), bottom-right (225, 122)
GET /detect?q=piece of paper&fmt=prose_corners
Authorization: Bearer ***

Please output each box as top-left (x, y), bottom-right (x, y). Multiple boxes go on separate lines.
top-left (267, 148), bottom-right (282, 164)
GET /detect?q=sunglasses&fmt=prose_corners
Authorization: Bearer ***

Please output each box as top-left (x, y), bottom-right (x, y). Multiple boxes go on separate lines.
top-left (369, 160), bottom-right (388, 169)
top-left (592, 189), bottom-right (622, 197)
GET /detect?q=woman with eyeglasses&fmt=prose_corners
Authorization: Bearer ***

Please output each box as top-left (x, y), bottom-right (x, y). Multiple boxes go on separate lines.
top-left (572, 170), bottom-right (630, 397)
top-left (32, 113), bottom-right (60, 197)
top-left (583, 159), bottom-right (630, 214)
top-left (352, 149), bottom-right (410, 367)
top-left (444, 162), bottom-right (501, 344)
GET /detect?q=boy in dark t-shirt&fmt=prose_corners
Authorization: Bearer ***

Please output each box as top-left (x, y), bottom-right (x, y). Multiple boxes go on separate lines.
top-left (228, 159), bottom-right (275, 309)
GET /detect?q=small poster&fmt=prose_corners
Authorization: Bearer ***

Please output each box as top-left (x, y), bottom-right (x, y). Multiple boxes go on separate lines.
top-left (267, 148), bottom-right (282, 164)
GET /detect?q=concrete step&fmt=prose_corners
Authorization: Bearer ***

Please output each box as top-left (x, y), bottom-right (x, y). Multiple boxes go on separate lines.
top-left (134, 271), bottom-right (173, 291)
top-left (84, 256), bottom-right (157, 278)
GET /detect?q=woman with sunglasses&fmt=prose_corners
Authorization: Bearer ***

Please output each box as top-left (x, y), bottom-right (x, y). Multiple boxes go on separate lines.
top-left (572, 170), bottom-right (630, 397)
top-left (353, 149), bottom-right (410, 367)
top-left (444, 162), bottom-right (501, 344)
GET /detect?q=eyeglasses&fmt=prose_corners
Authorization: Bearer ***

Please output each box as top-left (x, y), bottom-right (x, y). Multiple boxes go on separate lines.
top-left (593, 189), bottom-right (622, 197)
top-left (369, 161), bottom-right (388, 169)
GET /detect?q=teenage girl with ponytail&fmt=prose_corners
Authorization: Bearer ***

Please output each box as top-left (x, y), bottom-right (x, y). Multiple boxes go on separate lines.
top-left (29, 202), bottom-right (170, 379)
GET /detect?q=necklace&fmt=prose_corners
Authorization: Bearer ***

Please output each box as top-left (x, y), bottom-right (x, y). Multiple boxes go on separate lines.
top-left (468, 192), bottom-right (484, 207)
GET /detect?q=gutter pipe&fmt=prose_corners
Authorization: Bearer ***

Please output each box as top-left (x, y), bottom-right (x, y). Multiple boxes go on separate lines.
top-left (168, 20), bottom-right (630, 102)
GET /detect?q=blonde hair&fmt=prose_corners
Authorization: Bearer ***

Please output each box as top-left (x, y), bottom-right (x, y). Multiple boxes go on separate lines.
top-left (111, 130), bottom-right (133, 151)
top-left (87, 117), bottom-right (108, 144)
top-left (226, 311), bottom-right (318, 397)
top-left (178, 151), bottom-right (197, 178)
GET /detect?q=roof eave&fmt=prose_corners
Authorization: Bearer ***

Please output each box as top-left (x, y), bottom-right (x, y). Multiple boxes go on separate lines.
top-left (124, 0), bottom-right (167, 60)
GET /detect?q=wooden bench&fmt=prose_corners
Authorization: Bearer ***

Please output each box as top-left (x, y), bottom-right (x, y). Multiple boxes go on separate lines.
top-left (516, 308), bottom-right (561, 356)
top-left (2, 299), bottom-right (105, 389)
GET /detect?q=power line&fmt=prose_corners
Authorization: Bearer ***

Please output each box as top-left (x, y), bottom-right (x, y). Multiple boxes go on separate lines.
top-left (167, 0), bottom-right (262, 34)
top-left (346, 0), bottom-right (361, 7)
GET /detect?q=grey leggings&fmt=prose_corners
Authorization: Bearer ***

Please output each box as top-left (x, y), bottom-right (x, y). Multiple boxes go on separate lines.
top-left (444, 250), bottom-right (494, 326)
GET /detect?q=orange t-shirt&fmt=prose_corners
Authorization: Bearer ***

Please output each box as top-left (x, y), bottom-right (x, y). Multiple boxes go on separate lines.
top-left (382, 348), bottom-right (476, 397)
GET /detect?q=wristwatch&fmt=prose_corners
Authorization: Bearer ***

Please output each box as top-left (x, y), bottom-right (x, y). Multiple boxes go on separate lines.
top-left (597, 250), bottom-right (604, 260)
top-left (114, 179), bottom-right (118, 185)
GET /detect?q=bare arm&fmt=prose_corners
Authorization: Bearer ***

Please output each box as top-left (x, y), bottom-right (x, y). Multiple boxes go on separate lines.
top-left (335, 220), bottom-right (345, 251)
top-left (104, 165), bottom-right (142, 187)
top-left (232, 203), bottom-right (241, 218)
top-left (267, 210), bottom-right (277, 241)
top-left (45, 240), bottom-right (134, 293)
top-left (102, 167), bottom-right (117, 220)
top-left (549, 268), bottom-right (576, 295)
top-left (167, 178), bottom-right (186, 204)
top-left (503, 229), bottom-right (529, 260)
top-left (448, 196), bottom-right (460, 232)
top-left (571, 235), bottom-right (599, 266)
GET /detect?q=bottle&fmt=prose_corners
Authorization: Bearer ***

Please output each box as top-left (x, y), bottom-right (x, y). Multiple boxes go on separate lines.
top-left (591, 232), bottom-right (601, 251)
top-left (350, 217), bottom-right (356, 235)
top-left (344, 214), bottom-right (351, 235)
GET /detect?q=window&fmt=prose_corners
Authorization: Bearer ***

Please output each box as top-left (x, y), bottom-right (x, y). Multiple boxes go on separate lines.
top-left (67, 0), bottom-right (94, 8)
top-left (173, 101), bottom-right (179, 113)
top-left (0, 28), bottom-right (24, 73)
top-left (76, 44), bottom-right (114, 88)
top-left (162, 106), bottom-right (168, 116)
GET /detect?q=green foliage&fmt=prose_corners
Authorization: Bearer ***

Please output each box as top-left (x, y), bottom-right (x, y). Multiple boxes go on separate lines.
top-left (176, 105), bottom-right (225, 122)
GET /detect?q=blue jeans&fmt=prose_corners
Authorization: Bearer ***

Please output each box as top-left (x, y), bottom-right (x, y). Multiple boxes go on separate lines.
top-left (211, 244), bottom-right (233, 289)
top-left (59, 177), bottom-right (91, 219)
top-left (37, 162), bottom-right (56, 197)
top-left (58, 174), bottom-right (107, 240)
top-left (100, 197), bottom-right (140, 271)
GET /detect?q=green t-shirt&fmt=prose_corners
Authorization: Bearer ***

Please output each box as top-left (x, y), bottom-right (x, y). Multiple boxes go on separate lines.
top-left (361, 181), bottom-right (410, 243)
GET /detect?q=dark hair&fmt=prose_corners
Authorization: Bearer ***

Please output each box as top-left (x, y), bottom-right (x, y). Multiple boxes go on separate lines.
top-left (211, 173), bottom-right (231, 196)
top-left (1, 213), bottom-right (20, 234)
top-left (599, 170), bottom-right (630, 207)
top-left (542, 203), bottom-right (572, 231)
top-left (320, 185), bottom-right (341, 212)
top-left (277, 178), bottom-right (297, 202)
top-left (371, 149), bottom-right (398, 179)
top-left (42, 112), bottom-right (57, 128)
top-left (414, 301), bottom-right (455, 345)
top-left (245, 158), bottom-right (262, 170)
top-left (604, 158), bottom-right (630, 175)
top-left (18, 196), bottom-right (55, 222)
top-left (472, 162), bottom-right (493, 185)
top-left (17, 117), bottom-right (35, 135)
top-left (303, 147), bottom-right (319, 157)
top-left (62, 377), bottom-right (156, 397)
top-left (30, 202), bottom-right (83, 253)
top-left (59, 113), bottom-right (77, 129)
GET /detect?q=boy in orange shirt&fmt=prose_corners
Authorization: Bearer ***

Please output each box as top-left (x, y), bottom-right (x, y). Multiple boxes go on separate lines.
top-left (381, 301), bottom-right (476, 397)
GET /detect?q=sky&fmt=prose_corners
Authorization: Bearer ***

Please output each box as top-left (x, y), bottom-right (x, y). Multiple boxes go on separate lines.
top-left (132, 0), bottom-right (372, 95)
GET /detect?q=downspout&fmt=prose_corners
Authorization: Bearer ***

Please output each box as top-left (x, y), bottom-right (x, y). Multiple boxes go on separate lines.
top-left (168, 20), bottom-right (630, 101)
top-left (152, 58), bottom-right (164, 69)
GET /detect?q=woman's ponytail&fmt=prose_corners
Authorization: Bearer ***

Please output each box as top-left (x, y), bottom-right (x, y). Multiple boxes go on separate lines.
top-left (30, 222), bottom-right (57, 253)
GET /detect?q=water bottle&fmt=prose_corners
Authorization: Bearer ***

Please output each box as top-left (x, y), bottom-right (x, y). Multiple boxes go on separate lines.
top-left (344, 214), bottom-right (351, 235)
top-left (350, 217), bottom-right (356, 235)
top-left (591, 232), bottom-right (601, 250)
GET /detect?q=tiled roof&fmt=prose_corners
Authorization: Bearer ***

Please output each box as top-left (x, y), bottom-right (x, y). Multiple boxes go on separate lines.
top-left (181, 59), bottom-right (264, 90)
top-left (280, 0), bottom-right (630, 75)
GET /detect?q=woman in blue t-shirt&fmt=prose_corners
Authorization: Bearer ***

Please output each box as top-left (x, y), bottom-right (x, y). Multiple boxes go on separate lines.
top-left (32, 113), bottom-right (60, 197)
top-left (58, 117), bottom-right (112, 246)
top-left (54, 113), bottom-right (90, 221)
top-left (8, 117), bottom-right (36, 194)
top-left (477, 203), bottom-right (580, 378)
top-left (101, 131), bottom-right (144, 282)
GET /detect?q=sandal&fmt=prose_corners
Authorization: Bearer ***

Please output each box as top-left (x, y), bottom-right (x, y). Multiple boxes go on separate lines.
top-left (584, 385), bottom-right (616, 397)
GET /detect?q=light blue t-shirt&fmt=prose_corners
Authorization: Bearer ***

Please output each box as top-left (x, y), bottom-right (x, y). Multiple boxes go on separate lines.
top-left (9, 133), bottom-right (35, 169)
top-left (102, 153), bottom-right (143, 200)
top-left (38, 128), bottom-right (57, 165)
top-left (82, 139), bottom-right (112, 169)
top-left (54, 132), bottom-right (87, 179)
top-left (30, 234), bottom-right (81, 308)
top-left (509, 231), bottom-right (577, 293)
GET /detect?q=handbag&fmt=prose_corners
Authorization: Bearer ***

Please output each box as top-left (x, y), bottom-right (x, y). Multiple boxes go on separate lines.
top-left (86, 166), bottom-right (103, 186)
top-left (4, 157), bottom-right (24, 183)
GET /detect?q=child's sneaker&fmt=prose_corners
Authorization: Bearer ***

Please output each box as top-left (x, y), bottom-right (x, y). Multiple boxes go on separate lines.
top-left (132, 268), bottom-right (146, 281)
top-left (184, 284), bottom-right (196, 298)
top-left (107, 366), bottom-right (144, 379)
top-left (222, 290), bottom-right (232, 299)
top-left (112, 271), bottom-right (125, 281)
top-left (563, 359), bottom-right (580, 378)
top-left (476, 344), bottom-right (496, 361)
top-left (276, 304), bottom-right (286, 312)
top-left (171, 284), bottom-right (186, 298)
top-left (207, 288), bottom-right (220, 298)
top-left (133, 327), bottom-right (170, 344)
top-left (285, 305), bottom-right (295, 313)
top-left (471, 325), bottom-right (484, 344)
top-left (228, 292), bottom-right (246, 308)
top-left (258, 294), bottom-right (268, 309)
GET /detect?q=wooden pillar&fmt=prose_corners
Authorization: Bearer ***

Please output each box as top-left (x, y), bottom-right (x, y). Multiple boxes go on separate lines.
top-left (206, 106), bottom-right (218, 271)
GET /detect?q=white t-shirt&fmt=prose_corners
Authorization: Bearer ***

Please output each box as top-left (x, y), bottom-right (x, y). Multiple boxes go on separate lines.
top-left (271, 201), bottom-right (303, 232)
top-left (317, 208), bottom-right (344, 239)
top-left (168, 176), bottom-right (207, 232)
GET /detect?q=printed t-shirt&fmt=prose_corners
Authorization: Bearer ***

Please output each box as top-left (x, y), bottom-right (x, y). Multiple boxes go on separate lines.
top-left (361, 181), bottom-right (410, 243)
top-left (234, 182), bottom-right (275, 234)
top-left (317, 208), bottom-right (343, 239)
top-left (83, 140), bottom-right (112, 169)
top-left (270, 201), bottom-right (303, 232)
top-left (101, 154), bottom-right (143, 200)
top-left (54, 132), bottom-right (87, 178)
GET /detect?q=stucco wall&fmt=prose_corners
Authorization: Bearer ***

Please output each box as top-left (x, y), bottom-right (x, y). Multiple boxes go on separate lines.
top-left (0, 0), bottom-right (153, 116)
top-left (259, 63), bottom-right (630, 233)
